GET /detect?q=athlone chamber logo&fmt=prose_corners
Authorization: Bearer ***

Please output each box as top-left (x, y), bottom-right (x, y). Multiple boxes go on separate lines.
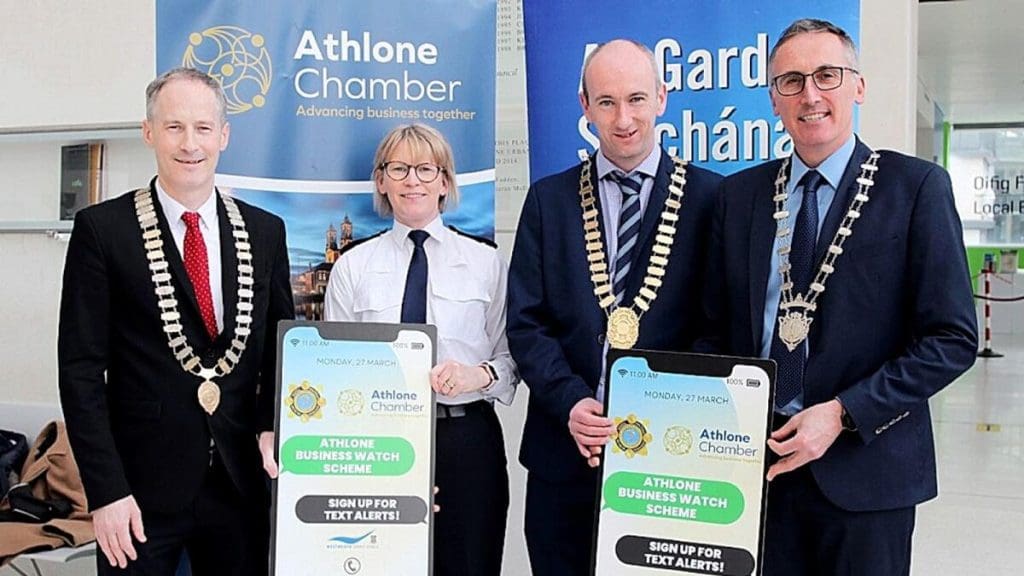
top-left (611, 414), bottom-right (653, 458)
top-left (663, 425), bottom-right (694, 456)
top-left (182, 25), bottom-right (272, 114)
top-left (337, 389), bottom-right (365, 416)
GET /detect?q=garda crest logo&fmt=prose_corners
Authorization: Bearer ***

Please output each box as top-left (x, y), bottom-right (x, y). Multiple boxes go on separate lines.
top-left (663, 425), bottom-right (694, 456)
top-left (611, 414), bottom-right (653, 458)
top-left (182, 26), bottom-right (272, 115)
top-left (285, 380), bottom-right (326, 422)
top-left (337, 389), bottom-right (365, 417)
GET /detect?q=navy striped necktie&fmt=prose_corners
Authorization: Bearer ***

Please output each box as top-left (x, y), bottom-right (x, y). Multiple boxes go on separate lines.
top-left (610, 171), bottom-right (644, 305)
top-left (400, 229), bottom-right (430, 324)
top-left (771, 170), bottom-right (823, 409)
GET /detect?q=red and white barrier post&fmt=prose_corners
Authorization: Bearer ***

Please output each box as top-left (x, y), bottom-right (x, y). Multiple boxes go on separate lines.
top-left (978, 258), bottom-right (1004, 358)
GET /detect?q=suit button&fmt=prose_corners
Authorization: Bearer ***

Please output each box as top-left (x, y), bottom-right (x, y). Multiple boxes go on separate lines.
top-left (597, 333), bottom-right (605, 345)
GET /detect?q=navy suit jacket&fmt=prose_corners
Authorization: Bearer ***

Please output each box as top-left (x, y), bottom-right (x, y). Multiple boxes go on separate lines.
top-left (58, 179), bottom-right (294, 513)
top-left (508, 149), bottom-right (721, 483)
top-left (702, 139), bottom-right (977, 511)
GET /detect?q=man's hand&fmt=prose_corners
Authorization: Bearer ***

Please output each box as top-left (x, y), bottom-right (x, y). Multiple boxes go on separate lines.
top-left (430, 360), bottom-right (491, 397)
top-left (568, 397), bottom-right (614, 468)
top-left (93, 495), bottom-right (146, 569)
top-left (766, 399), bottom-right (844, 481)
top-left (258, 431), bottom-right (278, 479)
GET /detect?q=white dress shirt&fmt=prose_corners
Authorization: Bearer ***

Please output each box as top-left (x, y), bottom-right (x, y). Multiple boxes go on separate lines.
top-left (323, 216), bottom-right (519, 406)
top-left (156, 182), bottom-right (224, 333)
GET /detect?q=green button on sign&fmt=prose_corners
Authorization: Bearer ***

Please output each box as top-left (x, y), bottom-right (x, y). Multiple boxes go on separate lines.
top-left (280, 435), bottom-right (415, 476)
top-left (603, 471), bottom-right (745, 524)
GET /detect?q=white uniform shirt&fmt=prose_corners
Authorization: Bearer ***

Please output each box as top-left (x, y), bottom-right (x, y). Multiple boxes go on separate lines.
top-left (323, 216), bottom-right (518, 406)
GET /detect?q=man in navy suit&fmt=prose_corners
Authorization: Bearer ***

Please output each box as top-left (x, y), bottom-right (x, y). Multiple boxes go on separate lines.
top-left (507, 39), bottom-right (721, 576)
top-left (702, 19), bottom-right (977, 575)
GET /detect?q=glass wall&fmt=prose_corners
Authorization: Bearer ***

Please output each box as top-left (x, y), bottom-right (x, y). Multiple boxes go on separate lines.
top-left (948, 126), bottom-right (1024, 247)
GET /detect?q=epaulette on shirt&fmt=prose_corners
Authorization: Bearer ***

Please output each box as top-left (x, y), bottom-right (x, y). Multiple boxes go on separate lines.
top-left (447, 225), bottom-right (497, 249)
top-left (338, 229), bottom-right (387, 258)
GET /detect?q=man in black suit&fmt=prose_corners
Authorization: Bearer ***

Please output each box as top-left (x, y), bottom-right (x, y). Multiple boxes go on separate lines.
top-left (702, 19), bottom-right (977, 575)
top-left (58, 67), bottom-right (293, 575)
top-left (507, 39), bottom-right (721, 576)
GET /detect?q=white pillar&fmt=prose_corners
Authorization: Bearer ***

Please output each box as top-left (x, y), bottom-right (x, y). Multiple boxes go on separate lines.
top-left (860, 0), bottom-right (918, 154)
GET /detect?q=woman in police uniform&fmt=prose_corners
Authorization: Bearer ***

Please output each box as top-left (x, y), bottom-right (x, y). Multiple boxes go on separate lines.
top-left (324, 123), bottom-right (517, 575)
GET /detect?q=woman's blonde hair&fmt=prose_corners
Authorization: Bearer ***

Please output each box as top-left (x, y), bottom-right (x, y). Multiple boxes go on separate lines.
top-left (371, 123), bottom-right (459, 217)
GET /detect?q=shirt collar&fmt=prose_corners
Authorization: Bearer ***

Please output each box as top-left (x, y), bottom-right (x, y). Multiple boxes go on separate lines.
top-left (390, 215), bottom-right (447, 249)
top-left (789, 134), bottom-right (856, 192)
top-left (595, 144), bottom-right (662, 182)
top-left (155, 179), bottom-right (218, 229)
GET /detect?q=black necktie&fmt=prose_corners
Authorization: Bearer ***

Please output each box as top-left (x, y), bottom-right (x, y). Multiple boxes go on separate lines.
top-left (771, 170), bottom-right (823, 409)
top-left (400, 230), bottom-right (430, 324)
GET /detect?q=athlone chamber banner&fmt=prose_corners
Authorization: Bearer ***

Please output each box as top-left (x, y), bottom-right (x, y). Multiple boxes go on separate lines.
top-left (157, 0), bottom-right (496, 320)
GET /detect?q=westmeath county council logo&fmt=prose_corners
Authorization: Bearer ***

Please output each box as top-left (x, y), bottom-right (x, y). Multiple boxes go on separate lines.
top-left (182, 25), bottom-right (272, 115)
top-left (285, 380), bottom-right (326, 422)
top-left (611, 414), bottom-right (653, 458)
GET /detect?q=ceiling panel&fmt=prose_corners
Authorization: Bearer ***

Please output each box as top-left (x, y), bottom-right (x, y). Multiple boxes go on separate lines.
top-left (918, 0), bottom-right (1024, 124)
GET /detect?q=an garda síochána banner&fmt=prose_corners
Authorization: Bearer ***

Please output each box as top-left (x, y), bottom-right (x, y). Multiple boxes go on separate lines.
top-left (522, 0), bottom-right (859, 179)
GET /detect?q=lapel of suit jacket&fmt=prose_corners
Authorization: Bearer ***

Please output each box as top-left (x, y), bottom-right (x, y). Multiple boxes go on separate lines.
top-left (624, 148), bottom-right (671, 299)
top-left (806, 138), bottom-right (872, 348)
top-left (813, 138), bottom-right (872, 267)
top-left (582, 154), bottom-right (612, 322)
top-left (584, 153), bottom-right (614, 277)
top-left (215, 190), bottom-right (238, 346)
top-left (587, 154), bottom-right (612, 253)
top-left (748, 159), bottom-right (783, 352)
top-left (638, 149), bottom-right (671, 263)
top-left (149, 179), bottom-right (208, 342)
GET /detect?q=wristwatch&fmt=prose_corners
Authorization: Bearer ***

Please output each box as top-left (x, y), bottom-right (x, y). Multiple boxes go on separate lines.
top-left (480, 362), bottom-right (499, 391)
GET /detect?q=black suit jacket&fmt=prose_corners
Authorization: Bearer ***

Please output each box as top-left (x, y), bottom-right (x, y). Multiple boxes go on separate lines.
top-left (702, 139), bottom-right (977, 510)
top-left (507, 149), bottom-right (722, 483)
top-left (58, 179), bottom-right (294, 513)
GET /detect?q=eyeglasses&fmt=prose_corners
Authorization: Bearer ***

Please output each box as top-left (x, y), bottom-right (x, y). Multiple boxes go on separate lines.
top-left (771, 66), bottom-right (859, 97)
top-left (380, 161), bottom-right (444, 183)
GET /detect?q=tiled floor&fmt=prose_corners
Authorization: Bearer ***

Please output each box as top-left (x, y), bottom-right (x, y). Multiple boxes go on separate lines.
top-left (912, 333), bottom-right (1024, 575)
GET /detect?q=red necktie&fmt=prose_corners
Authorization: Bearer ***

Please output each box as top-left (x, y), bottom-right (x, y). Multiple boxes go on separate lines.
top-left (181, 212), bottom-right (219, 339)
